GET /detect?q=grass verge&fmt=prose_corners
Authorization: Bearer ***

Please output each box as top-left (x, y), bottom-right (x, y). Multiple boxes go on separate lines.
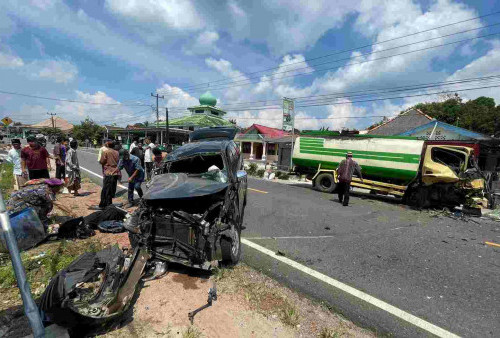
top-left (214, 265), bottom-right (301, 328)
top-left (0, 238), bottom-right (104, 311)
top-left (0, 163), bottom-right (14, 200)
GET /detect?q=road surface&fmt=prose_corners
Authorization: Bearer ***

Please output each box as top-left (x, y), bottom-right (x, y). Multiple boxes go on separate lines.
top-left (74, 147), bottom-right (500, 337)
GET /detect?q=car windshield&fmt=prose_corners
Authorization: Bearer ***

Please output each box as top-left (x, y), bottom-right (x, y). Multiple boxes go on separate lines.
top-left (167, 153), bottom-right (228, 183)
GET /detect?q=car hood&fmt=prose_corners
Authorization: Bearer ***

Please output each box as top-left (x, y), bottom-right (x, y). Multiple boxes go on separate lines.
top-left (144, 173), bottom-right (228, 201)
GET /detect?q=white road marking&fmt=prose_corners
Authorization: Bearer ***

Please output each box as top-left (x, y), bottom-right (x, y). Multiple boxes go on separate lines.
top-left (241, 239), bottom-right (460, 338)
top-left (79, 164), bottom-right (459, 338)
top-left (79, 166), bottom-right (139, 196)
top-left (245, 235), bottom-right (336, 240)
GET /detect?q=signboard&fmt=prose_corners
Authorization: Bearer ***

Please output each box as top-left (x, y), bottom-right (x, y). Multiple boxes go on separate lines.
top-left (1, 117), bottom-right (13, 126)
top-left (282, 98), bottom-right (294, 132)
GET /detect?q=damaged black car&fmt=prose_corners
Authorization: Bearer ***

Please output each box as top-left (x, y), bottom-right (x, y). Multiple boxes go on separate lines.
top-left (39, 128), bottom-right (248, 330)
top-left (126, 127), bottom-right (248, 269)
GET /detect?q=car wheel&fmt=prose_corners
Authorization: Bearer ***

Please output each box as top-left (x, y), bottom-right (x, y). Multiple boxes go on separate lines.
top-left (314, 173), bottom-right (336, 193)
top-left (221, 226), bottom-right (241, 266)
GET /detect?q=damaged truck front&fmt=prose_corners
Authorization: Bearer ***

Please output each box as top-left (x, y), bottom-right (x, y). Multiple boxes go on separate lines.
top-left (40, 128), bottom-right (247, 331)
top-left (293, 133), bottom-right (488, 208)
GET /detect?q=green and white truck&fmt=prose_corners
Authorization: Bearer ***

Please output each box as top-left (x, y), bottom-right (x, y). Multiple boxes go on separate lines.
top-left (292, 132), bottom-right (486, 207)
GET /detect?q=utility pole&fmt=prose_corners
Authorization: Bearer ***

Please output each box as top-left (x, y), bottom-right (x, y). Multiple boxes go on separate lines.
top-left (165, 107), bottom-right (169, 147)
top-left (151, 93), bottom-right (164, 129)
top-left (47, 112), bottom-right (57, 136)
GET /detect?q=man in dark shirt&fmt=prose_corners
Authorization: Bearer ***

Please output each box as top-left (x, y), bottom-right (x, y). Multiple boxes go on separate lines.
top-left (118, 149), bottom-right (144, 208)
top-left (130, 142), bottom-right (145, 168)
top-left (98, 139), bottom-right (120, 209)
top-left (21, 136), bottom-right (52, 179)
top-left (53, 137), bottom-right (67, 180)
top-left (336, 152), bottom-right (363, 206)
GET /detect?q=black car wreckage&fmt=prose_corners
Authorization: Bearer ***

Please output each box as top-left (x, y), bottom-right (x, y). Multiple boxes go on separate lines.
top-left (40, 128), bottom-right (248, 331)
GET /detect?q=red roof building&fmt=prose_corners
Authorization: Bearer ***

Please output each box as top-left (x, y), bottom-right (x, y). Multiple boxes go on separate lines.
top-left (235, 124), bottom-right (293, 162)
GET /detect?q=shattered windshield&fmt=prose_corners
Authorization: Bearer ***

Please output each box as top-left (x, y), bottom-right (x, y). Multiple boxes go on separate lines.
top-left (167, 153), bottom-right (228, 183)
top-left (431, 148), bottom-right (466, 174)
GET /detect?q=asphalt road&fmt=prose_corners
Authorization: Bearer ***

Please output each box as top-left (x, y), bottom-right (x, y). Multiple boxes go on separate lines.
top-left (74, 147), bottom-right (500, 337)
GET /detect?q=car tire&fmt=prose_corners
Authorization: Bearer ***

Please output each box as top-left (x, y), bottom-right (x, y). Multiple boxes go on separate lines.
top-left (314, 173), bottom-right (336, 193)
top-left (221, 227), bottom-right (241, 266)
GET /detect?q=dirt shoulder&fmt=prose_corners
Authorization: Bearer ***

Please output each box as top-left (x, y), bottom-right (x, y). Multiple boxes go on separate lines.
top-left (0, 178), bottom-right (374, 338)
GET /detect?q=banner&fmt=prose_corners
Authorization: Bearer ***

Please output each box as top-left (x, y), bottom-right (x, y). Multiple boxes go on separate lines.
top-left (282, 98), bottom-right (294, 132)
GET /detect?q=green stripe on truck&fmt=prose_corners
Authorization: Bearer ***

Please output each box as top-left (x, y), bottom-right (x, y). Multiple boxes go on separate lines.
top-left (299, 148), bottom-right (421, 164)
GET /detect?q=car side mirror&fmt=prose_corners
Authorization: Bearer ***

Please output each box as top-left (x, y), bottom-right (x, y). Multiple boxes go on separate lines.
top-left (237, 170), bottom-right (247, 179)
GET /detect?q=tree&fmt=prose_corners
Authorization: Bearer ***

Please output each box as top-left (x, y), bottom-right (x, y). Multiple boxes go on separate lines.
top-left (72, 118), bottom-right (106, 143)
top-left (39, 127), bottom-right (64, 138)
top-left (414, 95), bottom-right (499, 136)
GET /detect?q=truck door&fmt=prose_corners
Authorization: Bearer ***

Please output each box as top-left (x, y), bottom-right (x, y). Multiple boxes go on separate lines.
top-left (422, 146), bottom-right (468, 185)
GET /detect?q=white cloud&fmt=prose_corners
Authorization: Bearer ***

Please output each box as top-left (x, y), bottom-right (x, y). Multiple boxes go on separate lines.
top-left (0, 50), bottom-right (24, 68)
top-left (447, 40), bottom-right (500, 103)
top-left (156, 83), bottom-right (198, 109)
top-left (32, 60), bottom-right (78, 83)
top-left (104, 0), bottom-right (204, 30)
top-left (52, 91), bottom-right (140, 125)
top-left (184, 31), bottom-right (220, 55)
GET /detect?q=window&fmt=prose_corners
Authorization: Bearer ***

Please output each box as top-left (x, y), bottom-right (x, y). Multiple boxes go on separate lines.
top-left (195, 110), bottom-right (204, 114)
top-left (267, 143), bottom-right (276, 155)
top-left (431, 148), bottom-right (466, 174)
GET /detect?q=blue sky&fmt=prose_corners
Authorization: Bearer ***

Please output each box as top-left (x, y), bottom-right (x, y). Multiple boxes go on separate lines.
top-left (1, 0), bottom-right (500, 130)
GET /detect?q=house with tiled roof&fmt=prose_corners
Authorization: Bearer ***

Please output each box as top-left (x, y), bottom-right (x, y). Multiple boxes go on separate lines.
top-left (367, 108), bottom-right (433, 136)
top-left (235, 124), bottom-right (292, 162)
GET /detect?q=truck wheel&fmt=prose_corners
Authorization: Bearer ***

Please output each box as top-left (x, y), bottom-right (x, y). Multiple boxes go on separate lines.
top-left (221, 227), bottom-right (241, 266)
top-left (314, 173), bottom-right (336, 193)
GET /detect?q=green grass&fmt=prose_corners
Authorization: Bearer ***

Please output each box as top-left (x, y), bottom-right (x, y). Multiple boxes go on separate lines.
top-left (0, 163), bottom-right (14, 200)
top-left (182, 326), bottom-right (203, 338)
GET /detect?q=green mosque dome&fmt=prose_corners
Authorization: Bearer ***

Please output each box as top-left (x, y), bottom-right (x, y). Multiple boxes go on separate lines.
top-left (199, 91), bottom-right (217, 106)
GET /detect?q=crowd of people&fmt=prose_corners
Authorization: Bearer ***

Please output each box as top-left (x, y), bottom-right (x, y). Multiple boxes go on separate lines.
top-left (5, 136), bottom-right (163, 210)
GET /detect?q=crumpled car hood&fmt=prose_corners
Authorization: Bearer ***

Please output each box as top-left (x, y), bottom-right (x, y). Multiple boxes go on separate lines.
top-left (144, 173), bottom-right (228, 200)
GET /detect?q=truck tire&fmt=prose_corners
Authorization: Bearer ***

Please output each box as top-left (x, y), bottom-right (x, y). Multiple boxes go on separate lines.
top-left (314, 173), bottom-right (337, 193)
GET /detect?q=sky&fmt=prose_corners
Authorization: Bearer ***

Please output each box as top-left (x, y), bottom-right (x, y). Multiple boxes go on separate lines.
top-left (1, 0), bottom-right (500, 131)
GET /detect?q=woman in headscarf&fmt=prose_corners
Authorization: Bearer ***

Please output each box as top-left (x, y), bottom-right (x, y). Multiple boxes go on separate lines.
top-left (65, 139), bottom-right (81, 196)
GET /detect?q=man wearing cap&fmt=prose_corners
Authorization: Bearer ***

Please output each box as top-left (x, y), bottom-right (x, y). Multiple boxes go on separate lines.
top-left (336, 152), bottom-right (363, 206)
top-left (118, 149), bottom-right (144, 208)
top-left (21, 135), bottom-right (51, 180)
top-left (6, 139), bottom-right (26, 189)
top-left (98, 139), bottom-right (120, 209)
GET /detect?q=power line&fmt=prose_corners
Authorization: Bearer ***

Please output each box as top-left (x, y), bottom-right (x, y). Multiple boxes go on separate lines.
top-left (172, 31), bottom-right (500, 94)
top-left (170, 10), bottom-right (500, 90)
top-left (0, 90), bottom-right (150, 107)
top-left (161, 74), bottom-right (500, 111)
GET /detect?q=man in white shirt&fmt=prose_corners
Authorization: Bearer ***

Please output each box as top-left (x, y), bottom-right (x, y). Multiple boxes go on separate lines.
top-left (6, 139), bottom-right (26, 189)
top-left (129, 139), bottom-right (138, 153)
top-left (144, 138), bottom-right (155, 181)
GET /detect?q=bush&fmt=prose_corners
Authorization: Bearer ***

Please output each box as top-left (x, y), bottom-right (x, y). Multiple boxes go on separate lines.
top-left (247, 163), bottom-right (258, 176)
top-left (256, 169), bottom-right (265, 178)
top-left (275, 171), bottom-right (283, 179)
top-left (280, 173), bottom-right (290, 180)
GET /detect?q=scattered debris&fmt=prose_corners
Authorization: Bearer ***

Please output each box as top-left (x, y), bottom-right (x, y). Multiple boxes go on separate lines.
top-left (188, 284), bottom-right (218, 324)
top-left (276, 250), bottom-right (286, 256)
top-left (0, 208), bottom-right (45, 253)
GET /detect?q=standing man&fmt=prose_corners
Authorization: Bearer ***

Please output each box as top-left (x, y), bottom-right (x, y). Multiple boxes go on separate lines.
top-left (118, 149), bottom-right (144, 208)
top-left (130, 142), bottom-right (145, 168)
top-left (98, 139), bottom-right (120, 209)
top-left (97, 140), bottom-right (107, 174)
top-left (144, 138), bottom-right (155, 181)
top-left (6, 139), bottom-right (26, 189)
top-left (21, 135), bottom-right (51, 180)
top-left (336, 152), bottom-right (363, 206)
top-left (129, 138), bottom-right (138, 153)
top-left (53, 137), bottom-right (67, 180)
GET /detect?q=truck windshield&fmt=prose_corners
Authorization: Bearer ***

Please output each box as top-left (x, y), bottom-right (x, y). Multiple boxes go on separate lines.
top-left (431, 148), bottom-right (466, 175)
